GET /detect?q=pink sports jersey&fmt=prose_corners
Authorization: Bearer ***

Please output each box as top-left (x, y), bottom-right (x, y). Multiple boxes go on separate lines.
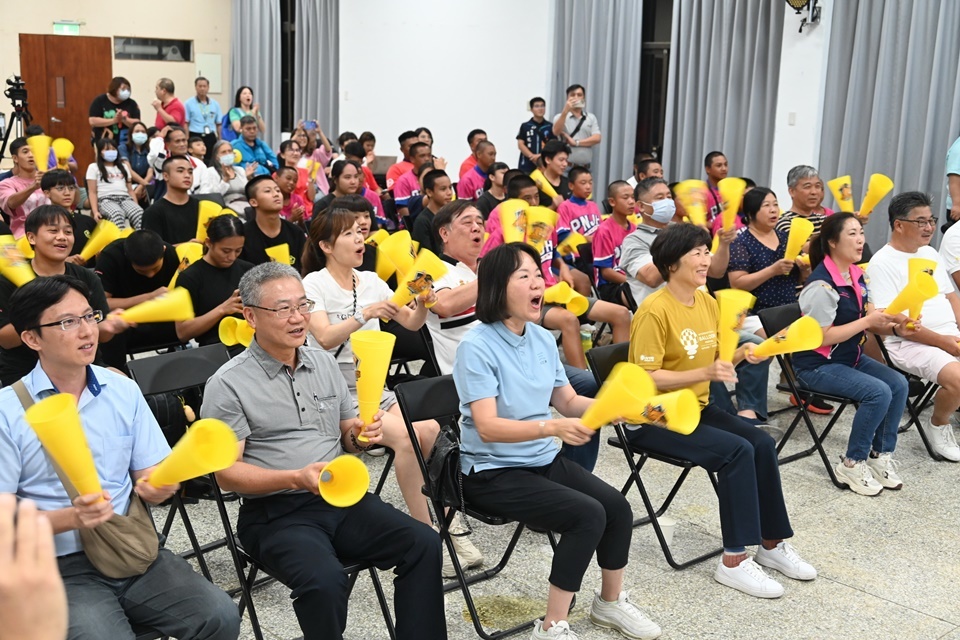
top-left (361, 187), bottom-right (389, 229)
top-left (457, 166), bottom-right (487, 201)
top-left (592, 216), bottom-right (635, 286)
top-left (386, 161), bottom-right (413, 190)
top-left (557, 197), bottom-right (602, 240)
top-left (459, 155), bottom-right (477, 179)
top-left (705, 182), bottom-right (722, 226)
top-left (393, 169), bottom-right (421, 207)
top-left (481, 204), bottom-right (559, 286)
top-left (280, 192), bottom-right (308, 222)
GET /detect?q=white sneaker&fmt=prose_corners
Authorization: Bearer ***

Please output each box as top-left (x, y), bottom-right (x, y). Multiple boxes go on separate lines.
top-left (714, 557), bottom-right (784, 598)
top-left (589, 590), bottom-right (662, 639)
top-left (834, 458), bottom-right (883, 496)
top-left (865, 453), bottom-right (903, 490)
top-left (364, 446), bottom-right (387, 457)
top-left (450, 513), bottom-right (484, 568)
top-left (532, 619), bottom-right (579, 639)
top-left (755, 542), bottom-right (817, 580)
top-left (920, 422), bottom-right (960, 462)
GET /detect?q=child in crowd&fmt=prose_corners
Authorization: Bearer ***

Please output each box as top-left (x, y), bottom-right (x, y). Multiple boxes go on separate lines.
top-left (187, 136), bottom-right (207, 163)
top-left (86, 137), bottom-right (144, 229)
top-left (593, 180), bottom-right (637, 307)
top-left (275, 165), bottom-right (308, 228)
top-left (556, 166), bottom-right (603, 295)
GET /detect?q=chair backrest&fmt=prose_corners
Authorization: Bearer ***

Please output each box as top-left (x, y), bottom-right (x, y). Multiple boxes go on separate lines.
top-left (757, 303), bottom-right (801, 336)
top-left (128, 344), bottom-right (231, 395)
top-left (394, 375), bottom-right (461, 429)
top-left (193, 192), bottom-right (227, 208)
top-left (380, 322), bottom-right (440, 378)
top-left (586, 341), bottom-right (630, 387)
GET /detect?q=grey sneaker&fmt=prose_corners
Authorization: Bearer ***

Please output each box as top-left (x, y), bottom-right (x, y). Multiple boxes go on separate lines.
top-left (532, 620), bottom-right (579, 639)
top-left (589, 590), bottom-right (661, 639)
top-left (834, 458), bottom-right (883, 496)
top-left (866, 453), bottom-right (903, 489)
top-left (920, 422), bottom-right (960, 462)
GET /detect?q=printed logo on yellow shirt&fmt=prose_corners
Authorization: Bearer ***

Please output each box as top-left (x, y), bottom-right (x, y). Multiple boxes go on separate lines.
top-left (680, 328), bottom-right (699, 359)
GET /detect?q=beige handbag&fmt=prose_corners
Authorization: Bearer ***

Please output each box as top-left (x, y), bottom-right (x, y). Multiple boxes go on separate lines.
top-left (14, 381), bottom-right (159, 578)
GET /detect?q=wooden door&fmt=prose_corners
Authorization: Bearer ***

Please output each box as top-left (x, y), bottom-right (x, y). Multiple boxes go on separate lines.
top-left (19, 34), bottom-right (113, 173)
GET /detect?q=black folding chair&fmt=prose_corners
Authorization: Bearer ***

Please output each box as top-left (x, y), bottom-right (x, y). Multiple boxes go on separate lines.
top-left (209, 478), bottom-right (396, 640)
top-left (394, 375), bottom-right (559, 640)
top-left (381, 321), bottom-right (440, 383)
top-left (128, 344), bottom-right (232, 580)
top-left (757, 304), bottom-right (857, 488)
top-left (872, 334), bottom-right (944, 460)
top-left (586, 343), bottom-right (723, 570)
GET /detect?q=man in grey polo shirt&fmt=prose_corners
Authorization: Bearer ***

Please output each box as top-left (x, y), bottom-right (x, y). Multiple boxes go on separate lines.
top-left (552, 84), bottom-right (601, 169)
top-left (201, 262), bottom-right (446, 640)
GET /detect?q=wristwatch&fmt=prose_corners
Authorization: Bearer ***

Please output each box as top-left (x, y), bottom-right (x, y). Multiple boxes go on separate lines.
top-left (353, 308), bottom-right (366, 325)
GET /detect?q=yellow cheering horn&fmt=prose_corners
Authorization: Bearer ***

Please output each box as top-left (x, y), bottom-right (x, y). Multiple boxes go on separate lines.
top-left (625, 389), bottom-right (701, 436)
top-left (119, 227), bottom-right (135, 239)
top-left (265, 243), bottom-right (292, 266)
top-left (582, 363), bottom-right (657, 430)
top-left (718, 178), bottom-right (746, 232)
top-left (544, 282), bottom-right (589, 316)
top-left (120, 287), bottom-right (195, 323)
top-left (51, 138), bottom-right (74, 170)
top-left (715, 289), bottom-right (756, 362)
top-left (530, 168), bottom-right (558, 200)
top-left (827, 175), bottom-right (855, 213)
top-left (674, 180), bottom-right (709, 227)
top-left (525, 206), bottom-right (558, 252)
top-left (196, 201), bottom-right (235, 243)
top-left (908, 257), bottom-right (937, 282)
top-left (752, 316), bottom-right (824, 358)
top-left (169, 241), bottom-right (204, 287)
top-left (147, 419), bottom-right (238, 487)
top-left (858, 173), bottom-right (894, 220)
top-left (498, 199), bottom-right (529, 244)
top-left (218, 316), bottom-right (255, 347)
top-left (366, 228), bottom-right (389, 247)
top-left (24, 393), bottom-right (102, 497)
top-left (318, 455), bottom-right (370, 507)
top-left (378, 230), bottom-right (416, 278)
top-left (784, 217), bottom-right (815, 261)
top-left (885, 271), bottom-right (938, 320)
top-left (79, 220), bottom-right (121, 262)
top-left (0, 235), bottom-right (35, 287)
top-left (351, 331), bottom-right (396, 441)
top-left (391, 249), bottom-right (447, 308)
top-left (27, 135), bottom-right (52, 172)
top-left (16, 235), bottom-right (34, 260)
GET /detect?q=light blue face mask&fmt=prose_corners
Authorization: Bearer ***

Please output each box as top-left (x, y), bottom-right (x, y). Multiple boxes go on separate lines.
top-left (118, 89), bottom-right (131, 101)
top-left (646, 197), bottom-right (676, 223)
top-left (101, 150), bottom-right (118, 162)
top-left (131, 132), bottom-right (148, 145)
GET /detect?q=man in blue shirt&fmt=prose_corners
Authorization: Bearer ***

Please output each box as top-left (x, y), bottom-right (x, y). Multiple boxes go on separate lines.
top-left (183, 76), bottom-right (223, 164)
top-left (516, 97), bottom-right (554, 174)
top-left (231, 115), bottom-right (277, 177)
top-left (0, 275), bottom-right (239, 640)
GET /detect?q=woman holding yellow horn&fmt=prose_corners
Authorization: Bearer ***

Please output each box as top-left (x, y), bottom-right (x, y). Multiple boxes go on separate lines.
top-left (793, 213), bottom-right (911, 495)
top-left (454, 243), bottom-right (662, 640)
top-left (629, 223), bottom-right (817, 599)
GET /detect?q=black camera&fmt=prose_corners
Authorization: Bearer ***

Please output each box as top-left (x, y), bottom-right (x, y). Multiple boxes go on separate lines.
top-left (5, 76), bottom-right (28, 106)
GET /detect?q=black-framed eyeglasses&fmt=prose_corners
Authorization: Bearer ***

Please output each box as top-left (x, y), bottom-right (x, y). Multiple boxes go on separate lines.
top-left (898, 216), bottom-right (938, 229)
top-left (51, 184), bottom-right (78, 193)
top-left (248, 300), bottom-right (315, 319)
top-left (30, 310), bottom-right (104, 332)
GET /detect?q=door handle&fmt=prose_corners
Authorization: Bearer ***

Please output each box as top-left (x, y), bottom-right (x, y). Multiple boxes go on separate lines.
top-left (50, 116), bottom-right (62, 123)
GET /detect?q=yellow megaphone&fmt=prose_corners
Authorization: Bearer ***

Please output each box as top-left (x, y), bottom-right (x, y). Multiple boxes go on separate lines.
top-left (884, 271), bottom-right (938, 319)
top-left (52, 138), bottom-right (74, 170)
top-left (196, 201), bottom-right (235, 243)
top-left (146, 419), bottom-right (239, 487)
top-left (27, 135), bottom-right (52, 172)
top-left (710, 233), bottom-right (720, 254)
top-left (718, 177), bottom-right (746, 232)
top-left (498, 199), bottom-right (529, 244)
top-left (80, 220), bottom-right (122, 262)
top-left (530, 169), bottom-right (558, 200)
top-left (0, 235), bottom-right (36, 287)
top-left (391, 249), bottom-right (447, 308)
top-left (265, 243), bottom-right (292, 266)
top-left (627, 214), bottom-right (640, 226)
top-left (16, 235), bottom-right (34, 260)
top-left (379, 230), bottom-right (416, 278)
top-left (674, 180), bottom-right (709, 227)
top-left (351, 331), bottom-right (396, 440)
top-left (366, 228), bottom-right (389, 247)
top-left (858, 173), bottom-right (894, 220)
top-left (525, 206), bottom-right (558, 252)
top-left (119, 227), bottom-right (135, 239)
top-left (908, 257), bottom-right (937, 282)
top-left (544, 282), bottom-right (589, 316)
top-left (318, 455), bottom-right (370, 507)
top-left (23, 393), bottom-right (103, 497)
top-left (784, 217), bottom-right (815, 261)
top-left (582, 363), bottom-right (657, 429)
top-left (120, 287), bottom-right (195, 323)
top-left (715, 289), bottom-right (756, 362)
top-left (218, 316), bottom-right (255, 347)
top-left (169, 241), bottom-right (204, 287)
top-left (827, 175), bottom-right (855, 213)
top-left (752, 315), bottom-right (824, 358)
top-left (624, 389), bottom-right (701, 436)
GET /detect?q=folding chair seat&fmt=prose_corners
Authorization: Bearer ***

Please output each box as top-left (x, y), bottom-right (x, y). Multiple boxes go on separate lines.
top-left (757, 304), bottom-right (858, 488)
top-left (872, 334), bottom-right (944, 460)
top-left (394, 375), bottom-right (559, 640)
top-left (586, 343), bottom-right (722, 570)
top-left (209, 478), bottom-right (396, 640)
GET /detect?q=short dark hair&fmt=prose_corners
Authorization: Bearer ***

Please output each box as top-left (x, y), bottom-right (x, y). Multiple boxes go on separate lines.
top-left (124, 230), bottom-right (167, 267)
top-left (507, 174), bottom-right (537, 199)
top-left (24, 205), bottom-right (71, 236)
top-left (25, 124), bottom-right (44, 137)
top-left (275, 165), bottom-right (298, 179)
top-left (423, 169), bottom-right (449, 193)
top-left (467, 129), bottom-right (487, 145)
top-left (161, 155), bottom-right (192, 174)
top-left (338, 131), bottom-right (358, 148)
top-left (398, 130), bottom-right (417, 145)
top-left (565, 84), bottom-right (585, 96)
top-left (239, 115), bottom-right (257, 127)
top-left (279, 138), bottom-right (301, 156)
top-left (475, 243), bottom-right (542, 324)
top-left (330, 159), bottom-right (362, 187)
top-left (810, 212), bottom-right (861, 269)
top-left (164, 125), bottom-right (186, 142)
top-left (888, 191), bottom-right (934, 229)
top-left (433, 200), bottom-right (480, 245)
top-left (741, 187), bottom-right (776, 224)
top-left (742, 177), bottom-right (757, 189)
top-left (206, 214), bottom-right (245, 243)
top-left (567, 166), bottom-right (591, 186)
top-left (414, 126), bottom-right (433, 140)
top-left (529, 97), bottom-right (545, 109)
top-left (358, 131), bottom-right (376, 144)
top-left (9, 275), bottom-right (91, 336)
top-left (484, 162), bottom-right (510, 190)
top-left (343, 140), bottom-right (365, 159)
top-left (41, 170), bottom-right (75, 191)
top-left (157, 77), bottom-right (175, 94)
top-left (474, 140), bottom-right (494, 156)
top-left (637, 159), bottom-right (661, 176)
top-left (650, 223), bottom-right (711, 281)
top-left (634, 177), bottom-right (669, 202)
top-left (195, 76), bottom-right (209, 85)
top-left (607, 180), bottom-right (632, 200)
top-left (108, 76), bottom-right (131, 96)
top-left (502, 169), bottom-right (525, 193)
top-left (416, 162), bottom-right (435, 178)
top-left (633, 152), bottom-right (654, 168)
top-left (245, 174), bottom-right (277, 201)
top-left (704, 151), bottom-right (725, 168)
top-left (541, 140), bottom-right (570, 162)
top-left (188, 135), bottom-right (204, 146)
top-left (10, 137), bottom-right (27, 155)
top-left (409, 141), bottom-right (430, 158)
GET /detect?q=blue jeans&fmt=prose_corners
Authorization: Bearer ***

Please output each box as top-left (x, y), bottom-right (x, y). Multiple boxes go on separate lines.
top-left (559, 364), bottom-right (601, 472)
top-left (709, 331), bottom-right (769, 419)
top-left (794, 355), bottom-right (908, 461)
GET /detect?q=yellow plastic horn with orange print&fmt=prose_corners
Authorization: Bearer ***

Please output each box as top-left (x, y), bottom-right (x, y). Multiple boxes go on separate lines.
top-left (752, 316), bottom-right (824, 358)
top-left (530, 169), bottom-right (559, 200)
top-left (79, 220), bottom-right (122, 262)
top-left (146, 419), bottom-right (238, 487)
top-left (169, 242), bottom-right (204, 287)
top-left (858, 173), bottom-right (894, 220)
top-left (390, 249), bottom-right (447, 308)
top-left (27, 135), bottom-right (52, 172)
top-left (498, 199), bottom-right (529, 244)
top-left (196, 201), bottom-right (236, 243)
top-left (674, 180), bottom-right (709, 227)
top-left (544, 282), bottom-right (589, 316)
top-left (718, 177), bottom-right (746, 232)
top-left (524, 206), bottom-right (558, 253)
top-left (23, 393), bottom-right (103, 497)
top-left (0, 235), bottom-right (35, 287)
top-left (378, 230), bottom-right (416, 279)
top-left (886, 267), bottom-right (938, 329)
top-left (827, 175), bottom-right (855, 213)
top-left (351, 331), bottom-right (396, 442)
top-left (264, 243), bottom-right (291, 266)
top-left (784, 217), bottom-right (815, 261)
top-left (365, 228), bottom-right (389, 247)
top-left (715, 289), bottom-right (756, 362)
top-left (556, 231), bottom-right (588, 257)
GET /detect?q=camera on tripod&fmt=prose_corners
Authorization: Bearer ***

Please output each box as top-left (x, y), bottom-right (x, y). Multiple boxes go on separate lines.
top-left (5, 76), bottom-right (28, 106)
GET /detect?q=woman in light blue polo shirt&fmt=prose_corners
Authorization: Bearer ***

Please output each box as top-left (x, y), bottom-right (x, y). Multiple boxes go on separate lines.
top-left (453, 243), bottom-right (661, 640)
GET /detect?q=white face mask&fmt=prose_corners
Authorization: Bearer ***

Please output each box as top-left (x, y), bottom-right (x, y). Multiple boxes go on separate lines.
top-left (219, 154), bottom-right (235, 167)
top-left (131, 132), bottom-right (148, 145)
top-left (645, 198), bottom-right (677, 223)
top-left (118, 89), bottom-right (131, 101)
top-left (101, 150), bottom-right (118, 162)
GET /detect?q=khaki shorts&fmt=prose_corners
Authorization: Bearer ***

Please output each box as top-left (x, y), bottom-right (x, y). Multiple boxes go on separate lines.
top-left (885, 337), bottom-right (960, 383)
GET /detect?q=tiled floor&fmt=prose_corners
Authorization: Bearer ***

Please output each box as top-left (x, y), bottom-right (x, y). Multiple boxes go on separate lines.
top-left (162, 364), bottom-right (960, 639)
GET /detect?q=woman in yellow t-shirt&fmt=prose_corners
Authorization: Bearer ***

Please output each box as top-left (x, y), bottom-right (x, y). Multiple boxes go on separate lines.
top-left (628, 223), bottom-right (817, 600)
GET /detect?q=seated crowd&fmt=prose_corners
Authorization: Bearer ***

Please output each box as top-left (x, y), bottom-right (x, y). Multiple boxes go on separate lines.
top-left (2, 76), bottom-right (959, 640)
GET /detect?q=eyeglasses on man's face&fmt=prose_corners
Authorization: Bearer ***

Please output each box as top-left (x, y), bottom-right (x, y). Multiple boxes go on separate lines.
top-left (30, 310), bottom-right (104, 332)
top-left (899, 216), bottom-right (938, 229)
top-left (248, 300), bottom-right (315, 319)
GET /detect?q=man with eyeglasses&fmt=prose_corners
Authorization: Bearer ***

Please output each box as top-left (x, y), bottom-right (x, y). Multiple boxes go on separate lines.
top-left (0, 275), bottom-right (242, 639)
top-left (201, 262), bottom-right (446, 640)
top-left (868, 191), bottom-right (960, 461)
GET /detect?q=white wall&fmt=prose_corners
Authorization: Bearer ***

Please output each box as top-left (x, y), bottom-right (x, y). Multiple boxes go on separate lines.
top-left (769, 0), bottom-right (834, 203)
top-left (339, 0), bottom-right (554, 167)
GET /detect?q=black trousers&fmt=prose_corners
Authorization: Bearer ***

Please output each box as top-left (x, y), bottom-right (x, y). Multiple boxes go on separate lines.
top-left (625, 404), bottom-right (793, 549)
top-left (237, 491), bottom-right (446, 640)
top-left (463, 455), bottom-right (632, 592)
